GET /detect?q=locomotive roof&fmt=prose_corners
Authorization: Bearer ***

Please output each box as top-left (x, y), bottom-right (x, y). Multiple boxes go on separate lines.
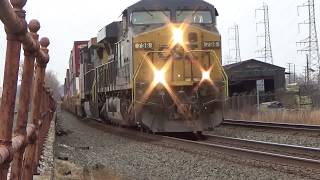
top-left (125, 0), bottom-right (216, 13)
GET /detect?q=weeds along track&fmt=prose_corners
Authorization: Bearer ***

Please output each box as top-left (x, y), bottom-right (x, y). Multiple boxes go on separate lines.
top-left (223, 119), bottom-right (320, 132)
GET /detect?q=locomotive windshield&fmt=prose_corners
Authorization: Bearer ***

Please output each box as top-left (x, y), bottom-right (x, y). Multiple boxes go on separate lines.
top-left (131, 11), bottom-right (170, 25)
top-left (176, 10), bottom-right (213, 24)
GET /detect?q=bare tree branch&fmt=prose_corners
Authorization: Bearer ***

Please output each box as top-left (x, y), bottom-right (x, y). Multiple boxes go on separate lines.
top-left (44, 70), bottom-right (61, 101)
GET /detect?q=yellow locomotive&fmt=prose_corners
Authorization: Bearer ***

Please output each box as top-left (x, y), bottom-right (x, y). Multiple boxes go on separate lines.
top-left (78, 0), bottom-right (228, 133)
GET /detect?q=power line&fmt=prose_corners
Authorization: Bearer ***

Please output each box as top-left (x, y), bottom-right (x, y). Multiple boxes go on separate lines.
top-left (297, 0), bottom-right (320, 85)
top-left (255, 2), bottom-right (273, 64)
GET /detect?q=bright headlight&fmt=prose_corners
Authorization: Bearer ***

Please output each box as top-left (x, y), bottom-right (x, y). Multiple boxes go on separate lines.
top-left (173, 28), bottom-right (183, 45)
top-left (154, 69), bottom-right (166, 84)
top-left (202, 70), bottom-right (211, 81)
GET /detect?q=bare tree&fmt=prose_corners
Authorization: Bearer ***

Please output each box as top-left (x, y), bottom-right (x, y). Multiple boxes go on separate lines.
top-left (18, 63), bottom-right (61, 101)
top-left (294, 73), bottom-right (305, 85)
top-left (44, 70), bottom-right (61, 101)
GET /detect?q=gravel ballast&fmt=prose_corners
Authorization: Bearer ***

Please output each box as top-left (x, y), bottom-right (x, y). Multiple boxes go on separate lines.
top-left (55, 111), bottom-right (317, 180)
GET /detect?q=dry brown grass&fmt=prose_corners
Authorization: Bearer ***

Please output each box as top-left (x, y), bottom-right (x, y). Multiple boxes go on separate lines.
top-left (55, 160), bottom-right (124, 180)
top-left (225, 110), bottom-right (320, 125)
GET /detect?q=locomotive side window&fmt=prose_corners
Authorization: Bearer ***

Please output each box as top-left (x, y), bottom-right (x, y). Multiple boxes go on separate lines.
top-left (176, 10), bottom-right (213, 24)
top-left (131, 11), bottom-right (170, 25)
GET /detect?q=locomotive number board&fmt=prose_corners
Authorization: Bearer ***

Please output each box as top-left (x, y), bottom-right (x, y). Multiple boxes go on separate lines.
top-left (134, 42), bottom-right (153, 50)
top-left (203, 41), bottom-right (221, 49)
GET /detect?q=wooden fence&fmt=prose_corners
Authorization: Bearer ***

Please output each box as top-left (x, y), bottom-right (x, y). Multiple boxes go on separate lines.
top-left (226, 92), bottom-right (320, 111)
top-left (226, 93), bottom-right (277, 112)
top-left (0, 0), bottom-right (56, 179)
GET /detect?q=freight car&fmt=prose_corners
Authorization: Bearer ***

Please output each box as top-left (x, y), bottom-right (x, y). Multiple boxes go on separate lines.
top-left (65, 0), bottom-right (228, 133)
top-left (63, 41), bottom-right (88, 115)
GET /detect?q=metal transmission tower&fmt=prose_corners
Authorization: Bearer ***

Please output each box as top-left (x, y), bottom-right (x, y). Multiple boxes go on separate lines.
top-left (297, 0), bottom-right (320, 85)
top-left (255, 3), bottom-right (273, 64)
top-left (228, 24), bottom-right (241, 63)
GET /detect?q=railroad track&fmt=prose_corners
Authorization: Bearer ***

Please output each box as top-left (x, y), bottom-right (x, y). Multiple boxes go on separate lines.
top-left (83, 116), bottom-right (320, 172)
top-left (162, 135), bottom-right (320, 171)
top-left (205, 134), bottom-right (320, 161)
top-left (223, 119), bottom-right (320, 132)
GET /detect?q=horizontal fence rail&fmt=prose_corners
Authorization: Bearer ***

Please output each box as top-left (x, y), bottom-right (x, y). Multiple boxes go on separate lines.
top-left (0, 0), bottom-right (56, 180)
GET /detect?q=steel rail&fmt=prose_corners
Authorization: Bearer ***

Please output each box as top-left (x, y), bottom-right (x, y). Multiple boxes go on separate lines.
top-left (205, 134), bottom-right (320, 160)
top-left (161, 136), bottom-right (320, 171)
top-left (223, 119), bottom-right (320, 131)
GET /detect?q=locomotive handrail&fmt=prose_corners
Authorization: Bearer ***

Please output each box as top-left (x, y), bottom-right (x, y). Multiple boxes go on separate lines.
top-left (96, 60), bottom-right (115, 69)
top-left (83, 68), bottom-right (96, 76)
top-left (211, 50), bottom-right (229, 97)
top-left (132, 51), bottom-right (154, 103)
top-left (0, 0), bottom-right (56, 179)
top-left (91, 78), bottom-right (97, 101)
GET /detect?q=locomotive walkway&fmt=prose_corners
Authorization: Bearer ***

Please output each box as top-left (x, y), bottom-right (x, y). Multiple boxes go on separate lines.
top-left (54, 110), bottom-right (316, 180)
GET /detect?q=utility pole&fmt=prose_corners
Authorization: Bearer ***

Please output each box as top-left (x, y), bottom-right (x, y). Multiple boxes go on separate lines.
top-left (294, 64), bottom-right (296, 83)
top-left (287, 63), bottom-right (296, 84)
top-left (304, 66), bottom-right (307, 84)
top-left (256, 2), bottom-right (273, 64)
top-left (228, 24), bottom-right (241, 63)
top-left (297, 0), bottom-right (320, 85)
top-left (306, 54), bottom-right (310, 85)
top-left (288, 63), bottom-right (293, 84)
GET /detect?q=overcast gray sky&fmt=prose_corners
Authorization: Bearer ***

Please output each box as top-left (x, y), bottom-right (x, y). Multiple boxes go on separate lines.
top-left (0, 0), bottom-right (319, 84)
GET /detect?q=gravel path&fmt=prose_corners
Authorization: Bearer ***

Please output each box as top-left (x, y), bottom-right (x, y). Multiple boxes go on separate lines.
top-left (34, 116), bottom-right (56, 180)
top-left (55, 111), bottom-right (316, 180)
top-left (39, 117), bottom-right (55, 175)
top-left (208, 125), bottom-right (320, 148)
